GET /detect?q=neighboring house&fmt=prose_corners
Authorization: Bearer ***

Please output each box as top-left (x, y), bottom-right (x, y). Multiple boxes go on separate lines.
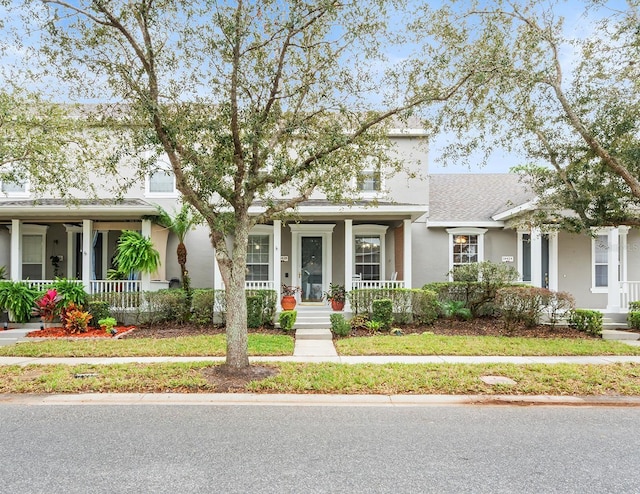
top-left (0, 125), bottom-right (637, 319)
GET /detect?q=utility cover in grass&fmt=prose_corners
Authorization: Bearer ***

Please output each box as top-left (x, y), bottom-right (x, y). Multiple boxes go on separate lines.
top-left (480, 375), bottom-right (517, 386)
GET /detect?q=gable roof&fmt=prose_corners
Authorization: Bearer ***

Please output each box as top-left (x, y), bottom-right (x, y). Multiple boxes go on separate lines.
top-left (428, 173), bottom-right (534, 226)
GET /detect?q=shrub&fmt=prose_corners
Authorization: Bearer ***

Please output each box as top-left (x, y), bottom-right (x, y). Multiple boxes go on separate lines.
top-left (279, 310), bottom-right (297, 332)
top-left (141, 289), bottom-right (189, 325)
top-left (372, 298), bottom-right (393, 330)
top-left (629, 301), bottom-right (640, 312)
top-left (496, 286), bottom-right (552, 330)
top-left (569, 309), bottom-right (603, 335)
top-left (87, 300), bottom-right (111, 328)
top-left (627, 311), bottom-right (640, 330)
top-left (0, 281), bottom-right (39, 323)
top-left (411, 289), bottom-right (439, 325)
top-left (425, 261), bottom-right (520, 317)
top-left (246, 289), bottom-right (277, 326)
top-left (35, 289), bottom-right (62, 322)
top-left (348, 288), bottom-right (438, 324)
top-left (330, 313), bottom-right (351, 337)
top-left (191, 289), bottom-right (214, 325)
top-left (98, 317), bottom-right (117, 334)
top-left (52, 278), bottom-right (87, 306)
top-left (365, 320), bottom-right (382, 332)
top-left (349, 313), bottom-right (369, 331)
top-left (247, 295), bottom-right (263, 328)
top-left (61, 303), bottom-right (93, 334)
top-left (546, 291), bottom-right (576, 327)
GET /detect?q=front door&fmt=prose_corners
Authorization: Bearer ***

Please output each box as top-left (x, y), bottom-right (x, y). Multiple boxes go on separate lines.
top-left (301, 236), bottom-right (323, 302)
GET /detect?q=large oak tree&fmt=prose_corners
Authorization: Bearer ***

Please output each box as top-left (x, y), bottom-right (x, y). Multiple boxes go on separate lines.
top-left (24, 0), bottom-right (490, 369)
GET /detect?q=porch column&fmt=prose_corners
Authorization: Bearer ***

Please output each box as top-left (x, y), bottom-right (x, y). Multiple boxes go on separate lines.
top-left (403, 219), bottom-right (412, 288)
top-left (344, 219), bottom-right (353, 292)
top-left (273, 220), bottom-right (282, 298)
top-left (10, 219), bottom-right (21, 281)
top-left (548, 231), bottom-right (559, 291)
top-left (141, 219), bottom-right (152, 292)
top-left (530, 227), bottom-right (543, 287)
top-left (607, 227), bottom-right (621, 312)
top-left (101, 231), bottom-right (109, 279)
top-left (82, 220), bottom-right (92, 292)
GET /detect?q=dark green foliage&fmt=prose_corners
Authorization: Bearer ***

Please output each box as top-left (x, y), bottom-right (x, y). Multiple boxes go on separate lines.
top-left (0, 281), bottom-right (39, 323)
top-left (440, 300), bottom-right (472, 320)
top-left (330, 313), bottom-right (351, 336)
top-left (247, 289), bottom-right (277, 326)
top-left (113, 230), bottom-right (160, 276)
top-left (425, 261), bottom-right (520, 317)
top-left (247, 295), bottom-right (263, 328)
top-left (627, 311), bottom-right (640, 330)
top-left (372, 298), bottom-right (393, 330)
top-left (628, 301), bottom-right (640, 312)
top-left (141, 289), bottom-right (189, 325)
top-left (278, 310), bottom-right (297, 332)
top-left (569, 309), bottom-right (603, 335)
top-left (348, 288), bottom-right (439, 324)
top-left (496, 286), bottom-right (552, 329)
top-left (191, 289), bottom-right (214, 325)
top-left (52, 278), bottom-right (88, 306)
top-left (87, 300), bottom-right (111, 328)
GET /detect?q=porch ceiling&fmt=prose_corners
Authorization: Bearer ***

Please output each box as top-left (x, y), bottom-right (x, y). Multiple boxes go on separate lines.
top-left (0, 198), bottom-right (159, 221)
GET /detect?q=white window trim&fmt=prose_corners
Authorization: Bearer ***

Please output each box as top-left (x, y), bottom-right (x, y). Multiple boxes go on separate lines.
top-left (6, 224), bottom-right (48, 279)
top-left (247, 225), bottom-right (273, 282)
top-left (591, 228), bottom-right (611, 293)
top-left (446, 227), bottom-right (487, 280)
top-left (144, 154), bottom-right (179, 198)
top-left (517, 230), bottom-right (530, 283)
top-left (352, 224), bottom-right (389, 280)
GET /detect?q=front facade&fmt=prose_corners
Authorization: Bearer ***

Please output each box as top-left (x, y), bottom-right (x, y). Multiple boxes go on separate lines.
top-left (1, 128), bottom-right (637, 317)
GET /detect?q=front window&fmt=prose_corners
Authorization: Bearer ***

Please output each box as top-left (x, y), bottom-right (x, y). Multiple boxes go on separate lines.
top-left (148, 169), bottom-right (175, 194)
top-left (593, 234), bottom-right (609, 288)
top-left (355, 235), bottom-right (381, 280)
top-left (452, 234), bottom-right (478, 267)
top-left (1, 178), bottom-right (29, 197)
top-left (246, 234), bottom-right (269, 281)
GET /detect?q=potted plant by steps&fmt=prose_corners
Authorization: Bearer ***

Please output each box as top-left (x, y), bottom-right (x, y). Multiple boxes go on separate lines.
top-left (281, 284), bottom-right (301, 311)
top-left (323, 283), bottom-right (346, 311)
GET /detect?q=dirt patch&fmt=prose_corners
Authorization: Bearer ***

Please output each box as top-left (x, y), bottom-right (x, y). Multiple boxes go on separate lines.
top-left (201, 364), bottom-right (279, 392)
top-left (349, 317), bottom-right (601, 339)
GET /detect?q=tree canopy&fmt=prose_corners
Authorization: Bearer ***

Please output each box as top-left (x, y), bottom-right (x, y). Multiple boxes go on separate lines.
top-left (13, 0), bottom-right (497, 368)
top-left (428, 0), bottom-right (640, 232)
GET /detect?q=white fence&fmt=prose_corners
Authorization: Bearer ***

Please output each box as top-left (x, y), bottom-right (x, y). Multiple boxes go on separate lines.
top-left (351, 280), bottom-right (406, 290)
top-left (620, 281), bottom-right (640, 309)
top-left (90, 280), bottom-right (142, 309)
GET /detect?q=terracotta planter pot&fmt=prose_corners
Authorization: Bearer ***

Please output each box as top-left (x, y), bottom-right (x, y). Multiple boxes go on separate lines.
top-left (330, 299), bottom-right (345, 311)
top-left (281, 295), bottom-right (297, 311)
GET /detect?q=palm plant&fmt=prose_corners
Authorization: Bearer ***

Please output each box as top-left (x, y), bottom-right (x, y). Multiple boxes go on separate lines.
top-left (152, 204), bottom-right (197, 292)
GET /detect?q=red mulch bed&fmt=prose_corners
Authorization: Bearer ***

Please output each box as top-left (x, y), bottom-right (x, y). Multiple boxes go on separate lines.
top-left (27, 326), bottom-right (136, 338)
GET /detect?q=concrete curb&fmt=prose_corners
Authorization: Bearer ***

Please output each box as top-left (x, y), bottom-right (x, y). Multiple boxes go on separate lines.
top-left (1, 392), bottom-right (639, 407)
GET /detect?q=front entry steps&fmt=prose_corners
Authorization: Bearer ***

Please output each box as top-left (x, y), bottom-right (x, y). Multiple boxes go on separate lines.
top-left (602, 329), bottom-right (640, 341)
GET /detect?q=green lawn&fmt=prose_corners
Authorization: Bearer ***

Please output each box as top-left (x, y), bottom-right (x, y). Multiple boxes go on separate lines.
top-left (335, 333), bottom-right (640, 356)
top-left (1, 362), bottom-right (639, 395)
top-left (0, 334), bottom-right (294, 358)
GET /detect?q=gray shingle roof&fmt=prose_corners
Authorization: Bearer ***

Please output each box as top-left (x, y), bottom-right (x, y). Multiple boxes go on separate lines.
top-left (429, 174), bottom-right (534, 223)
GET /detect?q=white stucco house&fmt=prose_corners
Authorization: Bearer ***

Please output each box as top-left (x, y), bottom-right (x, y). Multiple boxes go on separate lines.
top-left (0, 124), bottom-right (637, 320)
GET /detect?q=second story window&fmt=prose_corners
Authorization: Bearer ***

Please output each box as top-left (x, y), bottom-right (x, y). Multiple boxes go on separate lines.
top-left (145, 156), bottom-right (178, 198)
top-left (357, 170), bottom-right (381, 192)
top-left (1, 178), bottom-right (29, 197)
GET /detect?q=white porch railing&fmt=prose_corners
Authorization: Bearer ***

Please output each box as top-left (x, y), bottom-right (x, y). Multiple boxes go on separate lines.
top-left (25, 280), bottom-right (60, 292)
top-left (90, 280), bottom-right (142, 309)
top-left (620, 281), bottom-right (640, 309)
top-left (352, 280), bottom-right (406, 290)
top-left (244, 281), bottom-right (276, 290)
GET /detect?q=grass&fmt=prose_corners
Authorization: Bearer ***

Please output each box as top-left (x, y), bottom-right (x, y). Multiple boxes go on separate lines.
top-left (335, 333), bottom-right (640, 356)
top-left (1, 362), bottom-right (639, 395)
top-left (0, 334), bottom-right (294, 358)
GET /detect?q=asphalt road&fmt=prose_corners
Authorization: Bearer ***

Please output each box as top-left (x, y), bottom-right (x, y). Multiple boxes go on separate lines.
top-left (1, 404), bottom-right (638, 493)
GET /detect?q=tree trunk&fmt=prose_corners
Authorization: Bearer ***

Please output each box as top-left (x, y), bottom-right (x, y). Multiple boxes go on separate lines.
top-left (216, 219), bottom-right (250, 370)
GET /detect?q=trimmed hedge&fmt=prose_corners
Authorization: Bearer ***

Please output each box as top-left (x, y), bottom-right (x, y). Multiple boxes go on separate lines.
top-left (279, 310), bottom-right (297, 332)
top-left (569, 309), bottom-right (603, 335)
top-left (210, 288), bottom-right (277, 327)
top-left (140, 289), bottom-right (189, 325)
top-left (495, 286), bottom-right (552, 329)
top-left (330, 313), bottom-right (351, 336)
top-left (191, 289), bottom-right (214, 325)
top-left (348, 288), bottom-right (439, 325)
